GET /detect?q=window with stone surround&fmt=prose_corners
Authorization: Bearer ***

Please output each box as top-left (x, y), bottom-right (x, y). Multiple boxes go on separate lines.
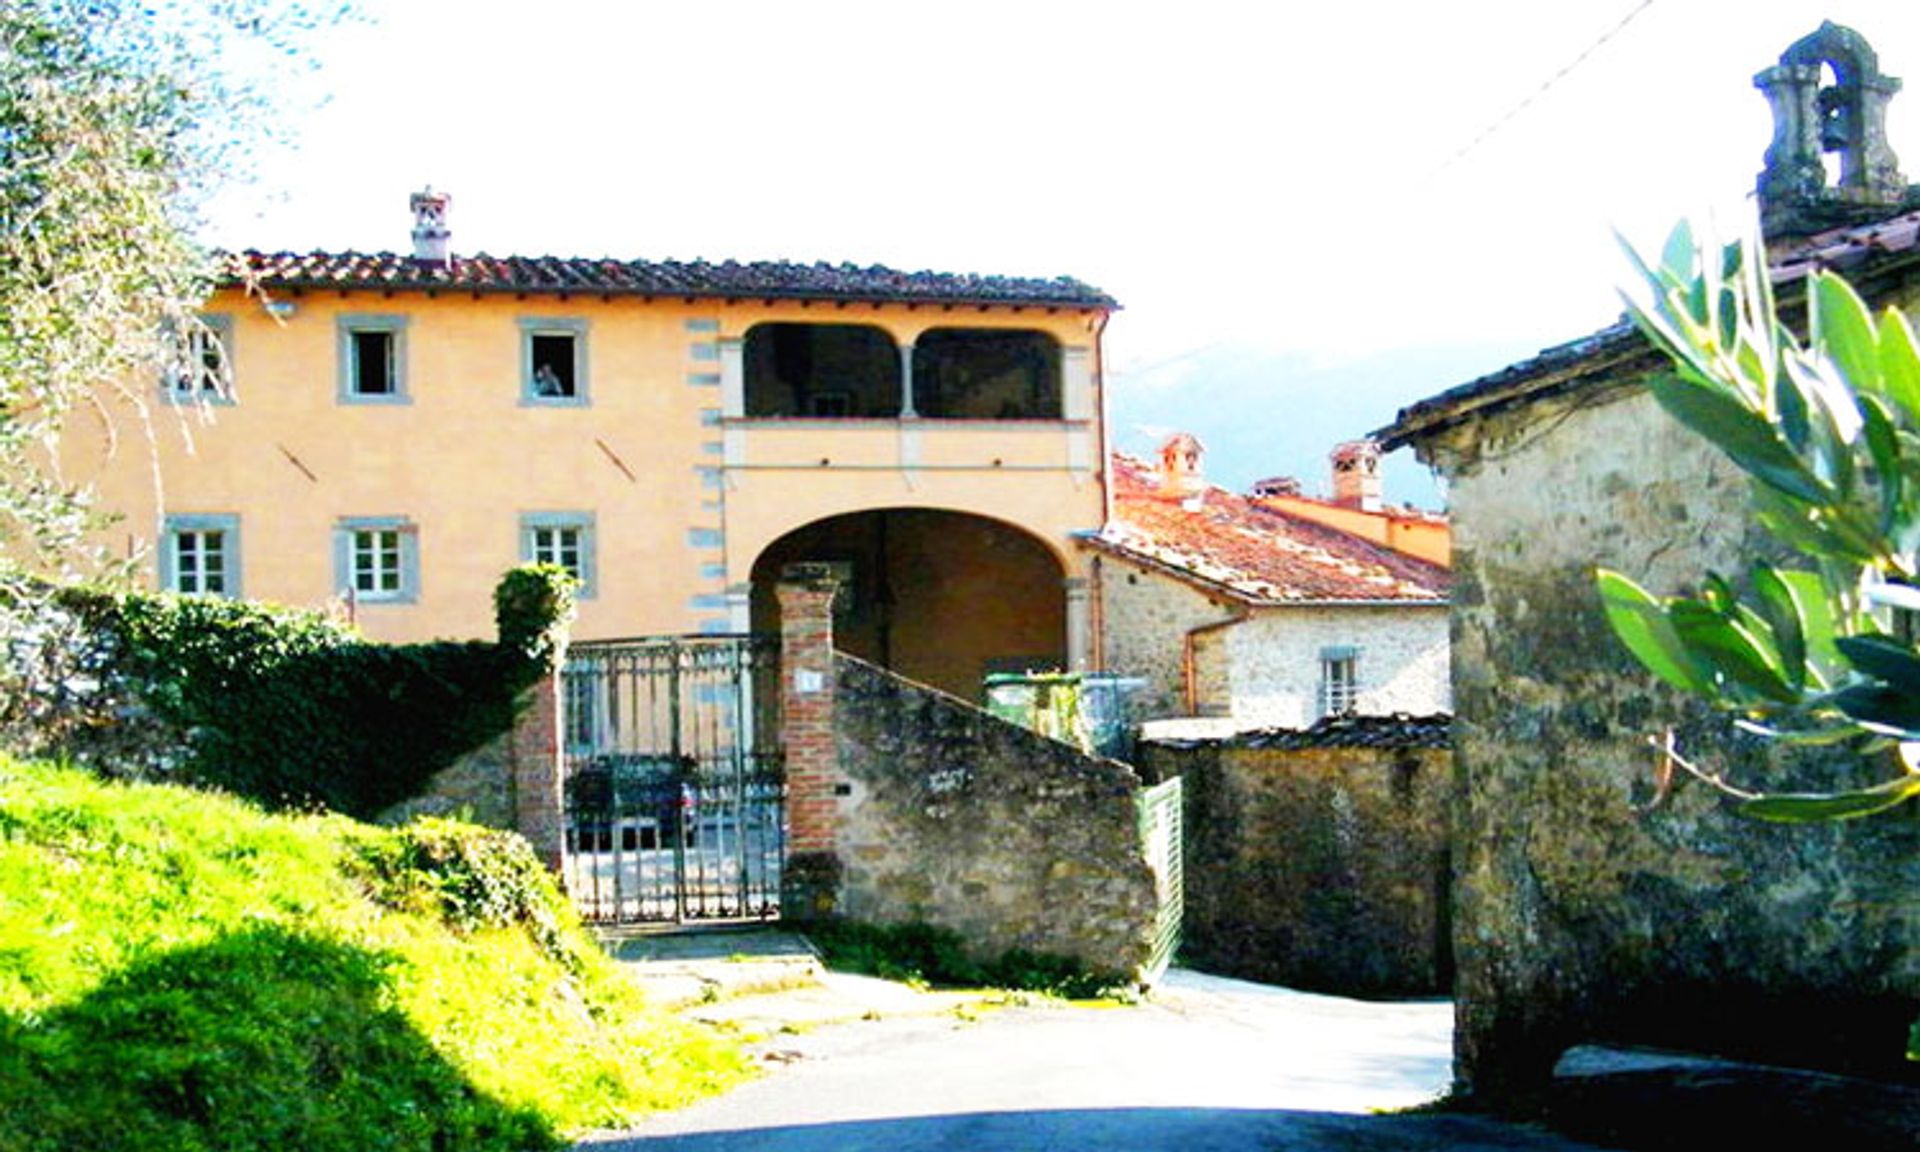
top-left (335, 517), bottom-right (418, 603)
top-left (165, 315), bottom-right (234, 404)
top-left (161, 514), bottom-right (240, 596)
top-left (521, 511), bottom-right (595, 598)
top-left (521, 317), bottom-right (588, 404)
top-left (338, 314), bottom-right (408, 403)
top-left (1320, 646), bottom-right (1360, 717)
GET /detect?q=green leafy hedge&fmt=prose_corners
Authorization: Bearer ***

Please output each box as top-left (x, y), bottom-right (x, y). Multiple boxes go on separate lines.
top-left (38, 565), bottom-right (575, 818)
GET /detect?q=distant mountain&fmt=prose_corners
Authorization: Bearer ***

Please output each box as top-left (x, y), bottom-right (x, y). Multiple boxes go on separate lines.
top-left (1106, 339), bottom-right (1551, 512)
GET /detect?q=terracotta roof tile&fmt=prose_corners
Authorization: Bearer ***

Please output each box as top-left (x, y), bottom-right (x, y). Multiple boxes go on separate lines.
top-left (1089, 455), bottom-right (1451, 605)
top-left (1250, 489), bottom-right (1449, 527)
top-left (223, 250), bottom-right (1118, 310)
top-left (1768, 210), bottom-right (1920, 283)
top-left (1146, 711), bottom-right (1452, 750)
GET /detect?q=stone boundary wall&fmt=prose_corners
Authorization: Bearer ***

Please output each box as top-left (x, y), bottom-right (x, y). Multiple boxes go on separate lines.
top-left (378, 731), bottom-right (514, 829)
top-left (1137, 715), bottom-right (1452, 997)
top-left (375, 672), bottom-right (566, 869)
top-left (831, 654), bottom-right (1159, 978)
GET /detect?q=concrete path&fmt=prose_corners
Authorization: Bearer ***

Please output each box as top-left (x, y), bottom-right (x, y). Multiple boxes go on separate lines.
top-left (580, 960), bottom-right (1617, 1151)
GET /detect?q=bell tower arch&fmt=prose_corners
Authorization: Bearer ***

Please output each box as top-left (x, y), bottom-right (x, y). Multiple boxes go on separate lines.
top-left (1755, 22), bottom-right (1910, 238)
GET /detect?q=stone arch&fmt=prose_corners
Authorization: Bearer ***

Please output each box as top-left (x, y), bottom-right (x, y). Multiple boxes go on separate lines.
top-left (750, 508), bottom-right (1067, 700)
top-left (913, 328), bottom-right (1062, 419)
top-left (744, 322), bottom-right (900, 418)
top-left (1755, 22), bottom-right (1906, 232)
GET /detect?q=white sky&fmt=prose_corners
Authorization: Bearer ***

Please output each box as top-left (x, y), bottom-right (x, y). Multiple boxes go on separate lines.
top-left (203, 0), bottom-right (1920, 416)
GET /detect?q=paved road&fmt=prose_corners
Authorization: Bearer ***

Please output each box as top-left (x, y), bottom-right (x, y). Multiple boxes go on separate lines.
top-left (579, 970), bottom-right (1614, 1151)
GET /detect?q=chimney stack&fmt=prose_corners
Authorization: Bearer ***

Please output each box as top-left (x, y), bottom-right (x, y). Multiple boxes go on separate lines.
top-left (1331, 440), bottom-right (1382, 512)
top-left (1158, 432), bottom-right (1207, 500)
top-left (410, 187), bottom-right (452, 266)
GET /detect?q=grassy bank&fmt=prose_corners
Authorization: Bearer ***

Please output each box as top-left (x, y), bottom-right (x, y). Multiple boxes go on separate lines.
top-left (0, 757), bottom-right (746, 1151)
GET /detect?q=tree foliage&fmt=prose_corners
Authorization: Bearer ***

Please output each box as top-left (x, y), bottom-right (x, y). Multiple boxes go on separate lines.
top-left (0, 0), bottom-right (344, 726)
top-left (1599, 220), bottom-right (1920, 821)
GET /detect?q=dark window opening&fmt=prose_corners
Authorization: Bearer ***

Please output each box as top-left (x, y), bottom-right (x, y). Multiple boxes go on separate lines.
top-left (170, 325), bottom-right (227, 399)
top-left (914, 329), bottom-right (1061, 420)
top-left (351, 330), bottom-right (394, 395)
top-left (745, 323), bottom-right (899, 418)
top-left (195, 334), bottom-right (223, 396)
top-left (531, 333), bottom-right (576, 397)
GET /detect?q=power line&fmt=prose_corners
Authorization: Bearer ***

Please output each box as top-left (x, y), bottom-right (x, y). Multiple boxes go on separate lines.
top-left (1435, 0), bottom-right (1657, 174)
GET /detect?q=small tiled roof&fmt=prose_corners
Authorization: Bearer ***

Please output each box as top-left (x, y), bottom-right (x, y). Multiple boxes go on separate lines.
top-left (1087, 455), bottom-right (1451, 605)
top-left (1375, 321), bottom-right (1648, 450)
top-left (1377, 208), bottom-right (1920, 449)
top-left (223, 250), bottom-right (1118, 310)
top-left (1146, 711), bottom-right (1453, 751)
top-left (1250, 489), bottom-right (1449, 527)
top-left (1769, 208), bottom-right (1920, 283)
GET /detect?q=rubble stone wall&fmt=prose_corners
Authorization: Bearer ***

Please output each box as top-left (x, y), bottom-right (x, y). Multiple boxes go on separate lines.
top-left (1421, 380), bottom-right (1920, 1100)
top-left (831, 654), bottom-right (1159, 978)
top-left (1138, 728), bottom-right (1451, 997)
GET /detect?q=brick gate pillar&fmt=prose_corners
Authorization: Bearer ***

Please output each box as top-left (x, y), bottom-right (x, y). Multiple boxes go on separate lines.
top-left (777, 564), bottom-right (844, 921)
top-left (510, 668), bottom-right (565, 872)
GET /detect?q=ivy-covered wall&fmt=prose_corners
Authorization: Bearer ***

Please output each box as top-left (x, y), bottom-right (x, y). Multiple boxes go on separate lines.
top-left (28, 566), bottom-right (574, 821)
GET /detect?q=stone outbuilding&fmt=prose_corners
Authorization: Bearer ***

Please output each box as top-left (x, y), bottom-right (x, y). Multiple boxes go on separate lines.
top-left (1377, 22), bottom-right (1920, 1106)
top-left (1084, 435), bottom-right (1451, 735)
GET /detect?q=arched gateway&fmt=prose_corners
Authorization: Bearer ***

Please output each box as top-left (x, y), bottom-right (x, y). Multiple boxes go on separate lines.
top-left (751, 508), bottom-right (1069, 701)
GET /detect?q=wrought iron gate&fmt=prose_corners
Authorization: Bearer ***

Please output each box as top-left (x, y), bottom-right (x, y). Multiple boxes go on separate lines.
top-left (560, 635), bottom-right (783, 924)
top-left (1137, 776), bottom-right (1184, 981)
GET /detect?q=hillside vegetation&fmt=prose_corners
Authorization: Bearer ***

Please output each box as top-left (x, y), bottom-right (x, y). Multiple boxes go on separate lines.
top-left (0, 757), bottom-right (746, 1151)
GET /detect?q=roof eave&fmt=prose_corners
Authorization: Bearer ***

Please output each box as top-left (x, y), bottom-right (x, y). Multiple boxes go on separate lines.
top-left (1374, 324), bottom-right (1650, 451)
top-left (1378, 215), bottom-right (1920, 452)
top-left (215, 251), bottom-right (1119, 312)
top-left (1080, 536), bottom-right (1266, 607)
top-left (223, 277), bottom-right (1118, 312)
top-left (1081, 535), bottom-right (1449, 607)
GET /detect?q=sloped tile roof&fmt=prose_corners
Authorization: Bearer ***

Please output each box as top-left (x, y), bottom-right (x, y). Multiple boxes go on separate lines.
top-left (1378, 207), bottom-right (1920, 449)
top-left (1769, 208), bottom-right (1920, 283)
top-left (224, 250), bottom-right (1118, 310)
top-left (1145, 711), bottom-right (1452, 751)
top-left (1088, 455), bottom-right (1451, 605)
top-left (1250, 488), bottom-right (1449, 527)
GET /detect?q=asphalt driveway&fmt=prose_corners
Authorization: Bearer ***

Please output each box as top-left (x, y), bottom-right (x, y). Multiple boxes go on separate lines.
top-left (578, 968), bottom-right (1615, 1151)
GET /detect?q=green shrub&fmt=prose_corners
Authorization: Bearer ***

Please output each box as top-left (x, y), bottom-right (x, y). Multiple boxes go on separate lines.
top-left (345, 817), bottom-right (574, 967)
top-left (494, 563), bottom-right (577, 672)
